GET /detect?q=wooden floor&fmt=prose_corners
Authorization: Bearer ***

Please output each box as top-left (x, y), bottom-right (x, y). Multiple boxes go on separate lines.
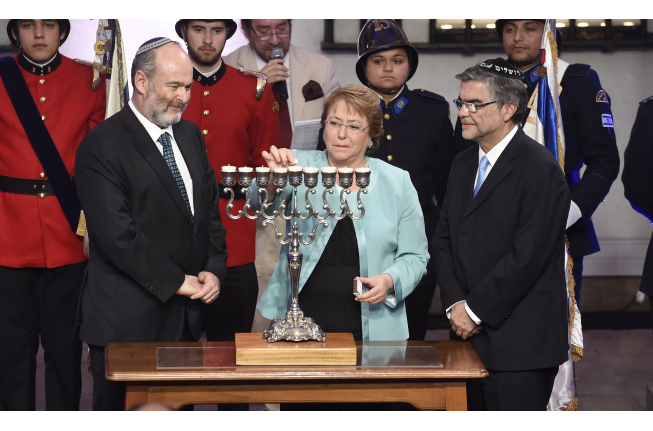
top-left (32, 328), bottom-right (653, 411)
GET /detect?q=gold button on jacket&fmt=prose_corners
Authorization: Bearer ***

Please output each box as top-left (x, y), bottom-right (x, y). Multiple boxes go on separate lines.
top-left (203, 110), bottom-right (210, 116)
top-left (40, 97), bottom-right (47, 103)
top-left (387, 155), bottom-right (394, 162)
top-left (202, 130), bottom-right (209, 136)
top-left (203, 91), bottom-right (210, 96)
top-left (387, 134), bottom-right (392, 140)
top-left (384, 114), bottom-right (390, 120)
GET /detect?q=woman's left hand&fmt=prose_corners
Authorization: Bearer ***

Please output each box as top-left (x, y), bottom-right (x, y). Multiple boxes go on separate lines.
top-left (355, 274), bottom-right (394, 304)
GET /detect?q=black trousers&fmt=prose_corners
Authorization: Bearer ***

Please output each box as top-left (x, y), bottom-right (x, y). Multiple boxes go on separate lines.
top-left (481, 366), bottom-right (558, 411)
top-left (572, 256), bottom-right (584, 307)
top-left (89, 314), bottom-right (195, 411)
top-left (202, 262), bottom-right (259, 342)
top-left (405, 284), bottom-right (437, 341)
top-left (0, 262), bottom-right (85, 411)
top-left (202, 262), bottom-right (258, 411)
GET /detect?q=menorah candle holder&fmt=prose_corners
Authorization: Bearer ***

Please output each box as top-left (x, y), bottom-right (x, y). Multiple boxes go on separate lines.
top-left (221, 165), bottom-right (370, 342)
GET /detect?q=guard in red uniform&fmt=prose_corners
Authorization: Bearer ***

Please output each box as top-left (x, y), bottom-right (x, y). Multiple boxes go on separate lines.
top-left (0, 19), bottom-right (106, 410)
top-left (176, 20), bottom-right (279, 350)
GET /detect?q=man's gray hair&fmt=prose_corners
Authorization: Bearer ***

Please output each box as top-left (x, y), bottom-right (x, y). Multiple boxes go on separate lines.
top-left (131, 41), bottom-right (182, 90)
top-left (455, 65), bottom-right (527, 124)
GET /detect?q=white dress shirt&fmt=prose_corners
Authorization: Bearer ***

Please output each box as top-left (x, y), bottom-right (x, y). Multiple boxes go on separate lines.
top-left (128, 100), bottom-right (194, 215)
top-left (253, 48), bottom-right (293, 130)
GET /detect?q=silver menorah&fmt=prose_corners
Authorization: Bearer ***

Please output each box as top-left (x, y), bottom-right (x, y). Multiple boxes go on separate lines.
top-left (220, 165), bottom-right (370, 343)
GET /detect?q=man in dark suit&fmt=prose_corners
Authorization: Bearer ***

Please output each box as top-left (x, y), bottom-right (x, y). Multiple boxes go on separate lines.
top-left (435, 58), bottom-right (570, 411)
top-left (622, 95), bottom-right (653, 329)
top-left (74, 37), bottom-right (228, 411)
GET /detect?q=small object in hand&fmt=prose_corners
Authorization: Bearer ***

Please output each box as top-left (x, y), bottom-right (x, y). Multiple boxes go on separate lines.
top-left (353, 278), bottom-right (368, 297)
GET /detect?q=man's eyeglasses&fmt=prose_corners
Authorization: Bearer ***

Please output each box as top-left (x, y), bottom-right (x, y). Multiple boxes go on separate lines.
top-left (453, 99), bottom-right (497, 113)
top-left (251, 27), bottom-right (291, 41)
top-left (325, 120), bottom-right (370, 134)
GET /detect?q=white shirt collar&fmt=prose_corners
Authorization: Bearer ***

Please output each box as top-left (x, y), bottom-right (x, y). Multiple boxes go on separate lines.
top-left (128, 99), bottom-right (175, 144)
top-left (375, 85), bottom-right (405, 103)
top-left (479, 124), bottom-right (519, 167)
top-left (22, 52), bottom-right (57, 67)
top-left (197, 58), bottom-right (222, 78)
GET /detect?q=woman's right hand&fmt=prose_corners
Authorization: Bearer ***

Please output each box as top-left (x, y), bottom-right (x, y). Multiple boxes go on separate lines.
top-left (261, 146), bottom-right (296, 171)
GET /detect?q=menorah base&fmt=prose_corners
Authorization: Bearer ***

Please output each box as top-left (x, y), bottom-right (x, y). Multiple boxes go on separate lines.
top-left (263, 311), bottom-right (327, 343)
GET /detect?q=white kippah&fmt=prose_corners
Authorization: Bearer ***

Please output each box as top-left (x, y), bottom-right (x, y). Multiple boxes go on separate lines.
top-left (135, 37), bottom-right (173, 57)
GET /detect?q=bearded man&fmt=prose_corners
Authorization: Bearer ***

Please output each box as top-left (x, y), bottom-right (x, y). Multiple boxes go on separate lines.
top-left (74, 38), bottom-right (228, 410)
top-left (175, 20), bottom-right (278, 353)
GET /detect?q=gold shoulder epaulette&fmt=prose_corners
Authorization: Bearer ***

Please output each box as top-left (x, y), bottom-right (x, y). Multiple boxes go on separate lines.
top-left (73, 59), bottom-right (109, 92)
top-left (238, 68), bottom-right (268, 101)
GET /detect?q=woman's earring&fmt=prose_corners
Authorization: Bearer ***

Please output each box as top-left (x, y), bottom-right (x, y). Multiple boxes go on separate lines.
top-left (368, 139), bottom-right (373, 149)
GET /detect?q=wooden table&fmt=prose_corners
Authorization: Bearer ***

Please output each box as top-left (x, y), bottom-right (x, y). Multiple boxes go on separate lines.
top-left (105, 340), bottom-right (487, 411)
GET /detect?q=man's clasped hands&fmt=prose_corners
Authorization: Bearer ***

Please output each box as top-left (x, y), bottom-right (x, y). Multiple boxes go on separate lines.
top-left (450, 301), bottom-right (483, 340)
top-left (176, 272), bottom-right (221, 304)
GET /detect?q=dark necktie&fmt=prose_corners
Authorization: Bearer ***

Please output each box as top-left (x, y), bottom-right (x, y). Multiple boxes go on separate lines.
top-left (272, 81), bottom-right (293, 148)
top-left (158, 132), bottom-right (193, 223)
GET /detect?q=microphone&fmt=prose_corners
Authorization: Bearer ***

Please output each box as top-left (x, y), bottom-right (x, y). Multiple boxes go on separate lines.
top-left (270, 47), bottom-right (288, 101)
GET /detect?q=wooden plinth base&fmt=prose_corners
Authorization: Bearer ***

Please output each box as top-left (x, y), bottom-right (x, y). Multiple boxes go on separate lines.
top-left (235, 333), bottom-right (357, 366)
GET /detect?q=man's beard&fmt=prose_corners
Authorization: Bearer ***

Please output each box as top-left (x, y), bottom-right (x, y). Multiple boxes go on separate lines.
top-left (188, 44), bottom-right (222, 68)
top-left (253, 41), bottom-right (289, 62)
top-left (144, 83), bottom-right (188, 128)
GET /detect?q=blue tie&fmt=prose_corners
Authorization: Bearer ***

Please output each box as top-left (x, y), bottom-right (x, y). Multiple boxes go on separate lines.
top-left (158, 132), bottom-right (193, 223)
top-left (473, 155), bottom-right (489, 199)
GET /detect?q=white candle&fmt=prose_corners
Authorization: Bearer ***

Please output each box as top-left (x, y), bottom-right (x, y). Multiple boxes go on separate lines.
top-left (255, 166), bottom-right (270, 173)
top-left (238, 167), bottom-right (253, 173)
top-left (339, 167), bottom-right (353, 174)
top-left (303, 167), bottom-right (318, 174)
top-left (322, 167), bottom-right (336, 173)
top-left (355, 167), bottom-right (370, 173)
top-left (288, 165), bottom-right (303, 172)
top-left (274, 168), bottom-right (288, 173)
top-left (221, 165), bottom-right (236, 172)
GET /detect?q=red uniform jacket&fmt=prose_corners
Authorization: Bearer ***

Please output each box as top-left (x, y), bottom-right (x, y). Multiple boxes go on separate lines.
top-left (0, 53), bottom-right (106, 268)
top-left (182, 63), bottom-right (280, 267)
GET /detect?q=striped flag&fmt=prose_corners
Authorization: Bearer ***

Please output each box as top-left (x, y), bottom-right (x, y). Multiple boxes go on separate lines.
top-left (522, 19), bottom-right (583, 412)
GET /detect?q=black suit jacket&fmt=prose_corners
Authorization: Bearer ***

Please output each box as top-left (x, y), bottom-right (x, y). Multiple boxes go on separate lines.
top-left (435, 128), bottom-right (570, 371)
top-left (622, 97), bottom-right (653, 296)
top-left (74, 106), bottom-right (228, 347)
top-left (453, 63), bottom-right (620, 259)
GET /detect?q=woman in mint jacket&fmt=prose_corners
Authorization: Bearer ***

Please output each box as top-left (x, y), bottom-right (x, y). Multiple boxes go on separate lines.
top-left (255, 85), bottom-right (428, 341)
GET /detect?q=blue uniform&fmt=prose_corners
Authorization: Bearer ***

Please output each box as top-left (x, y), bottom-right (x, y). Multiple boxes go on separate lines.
top-left (622, 96), bottom-right (653, 317)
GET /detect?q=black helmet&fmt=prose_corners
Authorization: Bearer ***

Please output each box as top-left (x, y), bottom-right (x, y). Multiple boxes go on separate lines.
top-left (356, 19), bottom-right (419, 94)
top-left (495, 19), bottom-right (563, 51)
top-left (175, 19), bottom-right (237, 41)
top-left (7, 19), bottom-right (71, 48)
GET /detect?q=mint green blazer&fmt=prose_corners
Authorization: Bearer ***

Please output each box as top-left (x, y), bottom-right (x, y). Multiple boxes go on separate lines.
top-left (254, 150), bottom-right (428, 341)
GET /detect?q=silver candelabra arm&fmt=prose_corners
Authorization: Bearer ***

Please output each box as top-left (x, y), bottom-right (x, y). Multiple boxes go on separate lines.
top-left (330, 187), bottom-right (352, 221)
top-left (296, 187), bottom-right (317, 220)
top-left (349, 188), bottom-right (368, 220)
top-left (274, 188), bottom-right (293, 220)
top-left (238, 188), bottom-right (258, 220)
top-left (223, 187), bottom-right (242, 220)
top-left (316, 187), bottom-right (335, 220)
top-left (261, 217), bottom-right (292, 245)
top-left (298, 218), bottom-right (329, 245)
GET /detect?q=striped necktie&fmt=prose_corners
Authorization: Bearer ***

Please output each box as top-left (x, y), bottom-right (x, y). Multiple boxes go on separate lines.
top-left (158, 132), bottom-right (193, 223)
